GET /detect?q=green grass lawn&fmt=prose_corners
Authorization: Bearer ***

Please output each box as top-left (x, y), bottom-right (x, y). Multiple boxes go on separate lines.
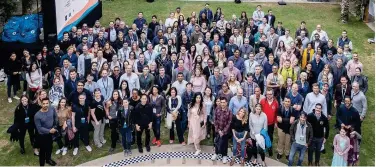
top-left (0, 0), bottom-right (374, 166)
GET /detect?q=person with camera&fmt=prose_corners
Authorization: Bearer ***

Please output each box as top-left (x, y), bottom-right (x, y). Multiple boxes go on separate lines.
top-left (34, 98), bottom-right (57, 166)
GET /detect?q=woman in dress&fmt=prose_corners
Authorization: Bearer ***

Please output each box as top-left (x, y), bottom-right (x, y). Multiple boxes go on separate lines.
top-left (249, 103), bottom-right (268, 166)
top-left (301, 43), bottom-right (314, 69)
top-left (227, 73), bottom-right (241, 94)
top-left (150, 86), bottom-right (166, 147)
top-left (332, 127), bottom-right (351, 166)
top-left (167, 87), bottom-right (185, 145)
top-left (106, 90), bottom-right (122, 153)
top-left (230, 107), bottom-right (249, 166)
top-left (239, 11), bottom-right (248, 31)
top-left (118, 98), bottom-right (134, 156)
top-left (90, 88), bottom-right (106, 148)
top-left (54, 98), bottom-right (72, 156)
top-left (187, 92), bottom-right (207, 155)
top-left (203, 87), bottom-right (215, 139)
top-left (347, 128), bottom-right (362, 166)
top-left (190, 68), bottom-right (207, 93)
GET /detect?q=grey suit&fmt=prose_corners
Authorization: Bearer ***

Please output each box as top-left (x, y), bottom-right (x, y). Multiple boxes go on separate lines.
top-left (267, 33), bottom-right (279, 53)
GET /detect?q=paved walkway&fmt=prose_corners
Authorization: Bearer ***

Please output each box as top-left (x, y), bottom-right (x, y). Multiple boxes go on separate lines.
top-left (79, 144), bottom-right (286, 166)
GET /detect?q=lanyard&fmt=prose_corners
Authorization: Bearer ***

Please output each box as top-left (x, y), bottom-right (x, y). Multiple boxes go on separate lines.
top-left (102, 78), bottom-right (109, 95)
top-left (23, 105), bottom-right (28, 115)
top-left (301, 124), bottom-right (305, 135)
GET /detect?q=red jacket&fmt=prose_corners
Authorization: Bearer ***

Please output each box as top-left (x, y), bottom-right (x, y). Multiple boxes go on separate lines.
top-left (260, 98), bottom-right (279, 125)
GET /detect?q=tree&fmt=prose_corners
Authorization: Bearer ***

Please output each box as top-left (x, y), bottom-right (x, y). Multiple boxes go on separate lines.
top-left (0, 0), bottom-right (17, 25)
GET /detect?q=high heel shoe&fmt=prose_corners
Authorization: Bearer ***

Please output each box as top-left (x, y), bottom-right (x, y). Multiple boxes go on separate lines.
top-left (229, 157), bottom-right (235, 166)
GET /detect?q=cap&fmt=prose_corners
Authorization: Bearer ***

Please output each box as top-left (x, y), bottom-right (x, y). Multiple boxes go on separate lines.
top-left (327, 50), bottom-right (333, 54)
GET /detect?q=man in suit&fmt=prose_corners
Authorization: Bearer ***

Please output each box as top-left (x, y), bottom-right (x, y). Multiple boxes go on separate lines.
top-left (124, 29), bottom-right (138, 45)
top-left (295, 21), bottom-right (309, 38)
top-left (275, 22), bottom-right (285, 36)
top-left (264, 9), bottom-right (276, 28)
top-left (333, 76), bottom-right (351, 108)
top-left (267, 27), bottom-right (279, 53)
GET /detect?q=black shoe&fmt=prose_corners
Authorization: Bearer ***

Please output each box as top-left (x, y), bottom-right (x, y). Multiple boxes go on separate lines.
top-left (146, 146), bottom-right (151, 152)
top-left (138, 148), bottom-right (143, 153)
top-left (268, 150), bottom-right (273, 157)
top-left (308, 162), bottom-right (313, 166)
top-left (315, 162), bottom-right (320, 166)
top-left (276, 153), bottom-right (282, 160)
top-left (46, 159), bottom-right (56, 166)
top-left (20, 148), bottom-right (25, 154)
top-left (286, 155), bottom-right (289, 161)
top-left (321, 148), bottom-right (326, 154)
top-left (109, 147), bottom-right (115, 153)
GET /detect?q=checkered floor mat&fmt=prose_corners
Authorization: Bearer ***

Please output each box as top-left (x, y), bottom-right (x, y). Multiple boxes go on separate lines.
top-left (104, 151), bottom-right (264, 166)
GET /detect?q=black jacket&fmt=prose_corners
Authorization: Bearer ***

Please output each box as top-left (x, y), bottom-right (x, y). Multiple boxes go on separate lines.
top-left (14, 104), bottom-right (37, 129)
top-left (47, 51), bottom-right (64, 71)
top-left (117, 106), bottom-right (134, 129)
top-left (277, 106), bottom-right (296, 133)
top-left (5, 59), bottom-right (21, 84)
top-left (264, 14), bottom-right (276, 28)
top-left (290, 120), bottom-right (313, 145)
top-left (134, 103), bottom-right (153, 127)
top-left (307, 112), bottom-right (329, 139)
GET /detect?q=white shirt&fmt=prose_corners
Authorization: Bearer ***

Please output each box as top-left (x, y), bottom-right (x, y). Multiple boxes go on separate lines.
top-left (165, 18), bottom-right (177, 27)
top-left (171, 80), bottom-right (188, 97)
top-left (119, 73), bottom-right (140, 91)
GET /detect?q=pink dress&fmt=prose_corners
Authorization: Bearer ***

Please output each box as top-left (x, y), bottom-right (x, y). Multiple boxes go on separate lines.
top-left (187, 105), bottom-right (207, 145)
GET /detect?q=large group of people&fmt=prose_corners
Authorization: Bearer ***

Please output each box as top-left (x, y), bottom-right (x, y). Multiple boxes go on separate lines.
top-left (6, 3), bottom-right (368, 166)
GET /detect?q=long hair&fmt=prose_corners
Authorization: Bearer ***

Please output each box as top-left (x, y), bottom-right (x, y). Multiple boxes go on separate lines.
top-left (57, 97), bottom-right (72, 118)
top-left (110, 90), bottom-right (123, 107)
top-left (119, 80), bottom-right (130, 98)
top-left (18, 95), bottom-right (30, 108)
top-left (189, 92), bottom-right (203, 115)
top-left (237, 107), bottom-right (248, 125)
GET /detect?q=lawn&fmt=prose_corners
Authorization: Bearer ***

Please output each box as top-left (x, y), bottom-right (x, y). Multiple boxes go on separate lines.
top-left (0, 0), bottom-right (374, 166)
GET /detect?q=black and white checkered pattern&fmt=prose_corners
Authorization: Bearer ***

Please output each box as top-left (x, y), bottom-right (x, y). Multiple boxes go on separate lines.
top-left (104, 152), bottom-right (264, 167)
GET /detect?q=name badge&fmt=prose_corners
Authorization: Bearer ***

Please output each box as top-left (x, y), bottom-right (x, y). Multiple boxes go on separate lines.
top-left (25, 117), bottom-right (30, 123)
top-left (81, 117), bottom-right (85, 124)
top-left (123, 122), bottom-right (127, 128)
top-left (299, 135), bottom-right (305, 141)
top-left (153, 108), bottom-right (157, 114)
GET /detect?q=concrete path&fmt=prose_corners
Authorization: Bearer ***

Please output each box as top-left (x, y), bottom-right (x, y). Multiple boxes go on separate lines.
top-left (79, 144), bottom-right (286, 166)
top-left (179, 0), bottom-right (340, 4)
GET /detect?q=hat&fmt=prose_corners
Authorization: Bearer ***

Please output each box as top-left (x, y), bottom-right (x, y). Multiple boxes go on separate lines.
top-left (327, 50), bottom-right (333, 54)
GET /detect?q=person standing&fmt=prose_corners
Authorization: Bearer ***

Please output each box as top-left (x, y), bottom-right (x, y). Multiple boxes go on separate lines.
top-left (187, 92), bottom-right (207, 156)
top-left (118, 98), bottom-right (134, 156)
top-left (97, 69), bottom-right (114, 101)
top-left (149, 86), bottom-right (166, 147)
top-left (306, 103), bottom-right (329, 166)
top-left (229, 108), bottom-right (249, 166)
top-left (34, 98), bottom-right (57, 166)
top-left (288, 113), bottom-right (313, 166)
top-left (26, 62), bottom-right (43, 99)
top-left (276, 97), bottom-right (295, 161)
top-left (134, 94), bottom-right (153, 153)
top-left (72, 93), bottom-right (92, 156)
top-left (351, 82), bottom-right (367, 133)
top-left (331, 127), bottom-right (351, 166)
top-left (303, 83), bottom-right (328, 116)
top-left (181, 83), bottom-right (194, 132)
top-left (13, 95), bottom-right (37, 155)
top-left (248, 103), bottom-right (267, 166)
top-left (211, 97), bottom-right (232, 164)
top-left (167, 88), bottom-right (185, 145)
top-left (5, 53), bottom-right (21, 103)
top-left (106, 91), bottom-right (122, 153)
top-left (335, 97), bottom-right (361, 133)
top-left (90, 89), bottom-right (106, 148)
top-left (259, 89), bottom-right (279, 156)
top-left (229, 88), bottom-right (248, 115)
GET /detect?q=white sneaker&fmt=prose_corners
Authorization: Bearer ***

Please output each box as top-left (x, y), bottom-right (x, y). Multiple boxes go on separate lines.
top-left (55, 149), bottom-right (61, 155)
top-left (8, 98), bottom-right (12, 103)
top-left (73, 148), bottom-right (78, 156)
top-left (97, 143), bottom-right (103, 148)
top-left (13, 96), bottom-right (20, 100)
top-left (101, 140), bottom-right (107, 144)
top-left (194, 150), bottom-right (201, 156)
top-left (62, 147), bottom-right (67, 155)
top-left (211, 154), bottom-right (217, 161)
top-left (85, 145), bottom-right (92, 152)
top-left (222, 156), bottom-right (228, 164)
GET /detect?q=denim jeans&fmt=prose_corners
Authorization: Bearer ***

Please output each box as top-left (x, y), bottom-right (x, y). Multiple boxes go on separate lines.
top-left (7, 76), bottom-right (18, 98)
top-left (215, 133), bottom-right (229, 156)
top-left (120, 127), bottom-right (132, 150)
top-left (288, 142), bottom-right (307, 166)
top-left (152, 116), bottom-right (161, 140)
top-left (181, 110), bottom-right (188, 132)
top-left (308, 137), bottom-right (324, 163)
top-left (232, 131), bottom-right (246, 158)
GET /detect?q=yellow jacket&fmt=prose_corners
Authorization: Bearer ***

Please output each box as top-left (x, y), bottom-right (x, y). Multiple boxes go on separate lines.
top-left (301, 48), bottom-right (314, 69)
top-left (278, 67), bottom-right (297, 83)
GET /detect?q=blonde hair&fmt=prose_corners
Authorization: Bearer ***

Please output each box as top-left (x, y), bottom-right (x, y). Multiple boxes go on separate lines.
top-left (237, 107), bottom-right (248, 125)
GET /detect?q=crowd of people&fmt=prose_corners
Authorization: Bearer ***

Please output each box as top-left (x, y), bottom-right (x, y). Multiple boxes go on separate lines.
top-left (6, 3), bottom-right (368, 166)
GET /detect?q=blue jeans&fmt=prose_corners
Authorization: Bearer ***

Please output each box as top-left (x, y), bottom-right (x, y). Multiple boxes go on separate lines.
top-left (181, 110), bottom-right (188, 132)
top-left (7, 76), bottom-right (18, 98)
top-left (288, 142), bottom-right (307, 166)
top-left (152, 116), bottom-right (161, 140)
top-left (120, 127), bottom-right (132, 150)
top-left (232, 131), bottom-right (246, 158)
